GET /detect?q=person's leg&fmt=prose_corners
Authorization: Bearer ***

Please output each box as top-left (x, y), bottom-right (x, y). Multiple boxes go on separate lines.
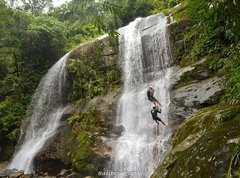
top-left (154, 119), bottom-right (159, 125)
top-left (156, 117), bottom-right (166, 126)
top-left (159, 119), bottom-right (166, 126)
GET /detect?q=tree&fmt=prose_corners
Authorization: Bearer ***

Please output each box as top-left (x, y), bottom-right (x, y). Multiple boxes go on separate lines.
top-left (187, 0), bottom-right (240, 42)
top-left (7, 0), bottom-right (53, 14)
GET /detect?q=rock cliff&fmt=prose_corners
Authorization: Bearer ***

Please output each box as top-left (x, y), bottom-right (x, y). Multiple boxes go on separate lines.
top-left (152, 6), bottom-right (240, 178)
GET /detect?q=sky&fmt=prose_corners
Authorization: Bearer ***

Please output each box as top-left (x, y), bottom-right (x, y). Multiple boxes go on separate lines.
top-left (52, 0), bottom-right (71, 7)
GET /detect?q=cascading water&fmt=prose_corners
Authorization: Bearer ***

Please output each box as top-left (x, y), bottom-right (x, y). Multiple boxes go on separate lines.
top-left (108, 14), bottom-right (172, 178)
top-left (9, 53), bottom-right (70, 173)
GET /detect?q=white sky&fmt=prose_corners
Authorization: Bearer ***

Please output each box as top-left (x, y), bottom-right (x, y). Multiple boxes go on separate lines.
top-left (52, 0), bottom-right (71, 7)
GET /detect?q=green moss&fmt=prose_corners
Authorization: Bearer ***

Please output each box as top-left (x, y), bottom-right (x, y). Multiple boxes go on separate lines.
top-left (67, 41), bottom-right (121, 103)
top-left (175, 54), bottom-right (226, 89)
top-left (229, 141), bottom-right (240, 177)
top-left (66, 107), bottom-right (105, 176)
top-left (217, 107), bottom-right (240, 122)
top-left (152, 104), bottom-right (240, 178)
top-left (223, 64), bottom-right (240, 104)
top-left (174, 64), bottom-right (209, 89)
top-left (178, 56), bottom-right (194, 67)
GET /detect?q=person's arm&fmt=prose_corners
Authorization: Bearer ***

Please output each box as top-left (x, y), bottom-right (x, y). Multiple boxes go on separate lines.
top-left (154, 97), bottom-right (161, 106)
top-left (157, 108), bottom-right (161, 113)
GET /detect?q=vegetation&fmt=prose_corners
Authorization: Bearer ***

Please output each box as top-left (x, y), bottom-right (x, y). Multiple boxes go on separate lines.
top-left (1, 0), bottom-right (169, 161)
top-left (1, 0), bottom-right (240, 176)
top-left (0, 0), bottom-right (66, 160)
top-left (152, 104), bottom-right (240, 178)
top-left (176, 0), bottom-right (240, 102)
top-left (66, 107), bottom-right (106, 176)
top-left (66, 41), bottom-right (121, 104)
top-left (171, 0), bottom-right (240, 177)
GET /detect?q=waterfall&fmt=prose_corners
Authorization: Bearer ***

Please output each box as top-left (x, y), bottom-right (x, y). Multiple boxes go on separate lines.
top-left (9, 52), bottom-right (70, 173)
top-left (108, 14), bottom-right (172, 178)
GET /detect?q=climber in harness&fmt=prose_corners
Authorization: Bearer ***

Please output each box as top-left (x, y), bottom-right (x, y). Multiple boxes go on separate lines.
top-left (151, 106), bottom-right (166, 126)
top-left (147, 86), bottom-right (161, 107)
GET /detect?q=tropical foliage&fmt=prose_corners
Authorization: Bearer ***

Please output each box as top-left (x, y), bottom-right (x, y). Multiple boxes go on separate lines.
top-left (1, 0), bottom-right (240, 175)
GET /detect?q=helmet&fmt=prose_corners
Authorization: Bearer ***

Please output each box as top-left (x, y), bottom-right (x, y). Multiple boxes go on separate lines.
top-left (149, 86), bottom-right (153, 89)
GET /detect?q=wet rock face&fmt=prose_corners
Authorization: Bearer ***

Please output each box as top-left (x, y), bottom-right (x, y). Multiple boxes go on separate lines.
top-left (168, 57), bottom-right (225, 130)
top-left (168, 19), bottom-right (191, 61)
top-left (34, 89), bottom-right (121, 176)
top-left (152, 14), bottom-right (237, 178)
top-left (29, 34), bottom-right (121, 176)
top-left (70, 35), bottom-right (118, 67)
top-left (172, 76), bottom-right (225, 118)
top-left (151, 105), bottom-right (240, 178)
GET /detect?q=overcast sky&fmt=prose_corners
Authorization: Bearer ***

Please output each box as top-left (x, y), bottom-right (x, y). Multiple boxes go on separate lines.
top-left (52, 0), bottom-right (71, 7)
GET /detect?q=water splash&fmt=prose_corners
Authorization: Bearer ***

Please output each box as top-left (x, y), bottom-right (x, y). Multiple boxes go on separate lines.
top-left (9, 53), bottom-right (70, 173)
top-left (109, 14), bottom-right (173, 178)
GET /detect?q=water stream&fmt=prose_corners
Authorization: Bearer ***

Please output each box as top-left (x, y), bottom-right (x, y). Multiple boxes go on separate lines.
top-left (109, 14), bottom-right (173, 178)
top-left (9, 13), bottom-right (172, 177)
top-left (9, 53), bottom-right (70, 173)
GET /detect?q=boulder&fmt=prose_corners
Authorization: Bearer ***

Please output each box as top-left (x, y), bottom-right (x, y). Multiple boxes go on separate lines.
top-left (168, 58), bottom-right (225, 130)
top-left (151, 104), bottom-right (240, 178)
top-left (34, 89), bottom-right (121, 176)
top-left (172, 76), bottom-right (225, 115)
top-left (9, 170), bottom-right (24, 178)
top-left (0, 162), bottom-right (9, 172)
top-left (22, 174), bottom-right (31, 178)
top-left (0, 169), bottom-right (18, 177)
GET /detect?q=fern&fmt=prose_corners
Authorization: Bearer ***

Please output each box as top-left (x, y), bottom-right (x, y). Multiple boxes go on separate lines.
top-left (228, 141), bottom-right (240, 177)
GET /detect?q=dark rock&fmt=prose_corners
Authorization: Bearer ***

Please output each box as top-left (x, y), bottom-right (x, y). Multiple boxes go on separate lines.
top-left (34, 158), bottom-right (70, 176)
top-left (168, 19), bottom-right (191, 43)
top-left (170, 40), bottom-right (186, 60)
top-left (108, 125), bottom-right (125, 137)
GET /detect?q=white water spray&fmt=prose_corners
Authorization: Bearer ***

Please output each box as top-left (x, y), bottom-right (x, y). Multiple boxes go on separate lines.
top-left (109, 14), bottom-right (172, 178)
top-left (9, 53), bottom-right (70, 172)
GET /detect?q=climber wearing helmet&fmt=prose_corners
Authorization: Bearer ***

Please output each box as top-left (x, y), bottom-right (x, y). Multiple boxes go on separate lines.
top-left (147, 86), bottom-right (161, 107)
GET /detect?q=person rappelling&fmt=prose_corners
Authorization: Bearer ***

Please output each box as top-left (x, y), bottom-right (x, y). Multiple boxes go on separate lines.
top-left (147, 86), bottom-right (166, 126)
top-left (151, 106), bottom-right (166, 126)
top-left (147, 86), bottom-right (161, 108)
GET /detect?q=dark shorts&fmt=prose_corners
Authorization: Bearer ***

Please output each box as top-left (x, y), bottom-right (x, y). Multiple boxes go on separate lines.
top-left (153, 117), bottom-right (161, 121)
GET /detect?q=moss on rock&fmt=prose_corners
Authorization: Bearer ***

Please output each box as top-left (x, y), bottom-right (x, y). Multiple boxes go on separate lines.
top-left (151, 104), bottom-right (240, 178)
top-left (64, 106), bottom-right (106, 177)
top-left (66, 35), bottom-right (121, 103)
top-left (174, 55), bottom-right (225, 89)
